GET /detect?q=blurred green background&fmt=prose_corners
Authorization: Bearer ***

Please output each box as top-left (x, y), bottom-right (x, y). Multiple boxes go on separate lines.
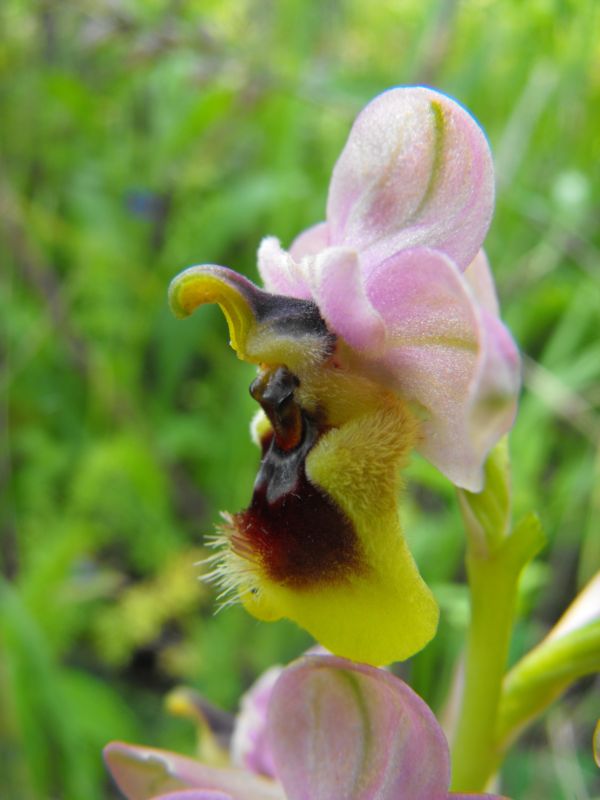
top-left (1, 0), bottom-right (599, 797)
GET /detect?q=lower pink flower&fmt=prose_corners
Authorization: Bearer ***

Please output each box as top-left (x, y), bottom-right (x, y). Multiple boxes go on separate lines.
top-left (104, 655), bottom-right (508, 800)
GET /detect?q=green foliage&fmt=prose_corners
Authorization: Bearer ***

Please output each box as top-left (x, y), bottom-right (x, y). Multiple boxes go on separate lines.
top-left (2, 1), bottom-right (600, 798)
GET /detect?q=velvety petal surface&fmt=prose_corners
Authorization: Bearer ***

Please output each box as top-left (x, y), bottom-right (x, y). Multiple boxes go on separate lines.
top-left (463, 250), bottom-right (499, 316)
top-left (257, 237), bottom-right (311, 299)
top-left (289, 221), bottom-right (330, 260)
top-left (327, 87), bottom-right (494, 271)
top-left (267, 655), bottom-right (450, 800)
top-left (104, 742), bottom-right (283, 800)
top-left (362, 247), bottom-right (519, 490)
top-left (307, 246), bottom-right (387, 355)
top-left (466, 308), bottom-right (520, 484)
top-left (231, 666), bottom-right (282, 778)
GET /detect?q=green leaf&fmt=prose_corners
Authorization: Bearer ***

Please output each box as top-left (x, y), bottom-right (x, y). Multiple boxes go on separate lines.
top-left (0, 580), bottom-right (104, 799)
top-left (498, 572), bottom-right (600, 747)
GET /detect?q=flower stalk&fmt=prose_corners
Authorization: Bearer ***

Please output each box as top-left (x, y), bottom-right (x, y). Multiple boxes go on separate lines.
top-left (451, 466), bottom-right (544, 791)
top-left (450, 541), bottom-right (521, 789)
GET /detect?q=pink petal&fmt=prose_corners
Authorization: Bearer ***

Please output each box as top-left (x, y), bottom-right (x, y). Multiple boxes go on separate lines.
top-left (467, 309), bottom-right (520, 483)
top-left (257, 237), bottom-right (311, 299)
top-left (267, 655), bottom-right (450, 800)
top-left (463, 250), bottom-right (499, 316)
top-left (365, 248), bottom-right (519, 491)
top-left (327, 87), bottom-right (494, 272)
top-left (150, 793), bottom-right (233, 800)
top-left (231, 666), bottom-right (282, 779)
top-left (289, 222), bottom-right (330, 260)
top-left (103, 742), bottom-right (283, 800)
top-left (307, 247), bottom-right (387, 355)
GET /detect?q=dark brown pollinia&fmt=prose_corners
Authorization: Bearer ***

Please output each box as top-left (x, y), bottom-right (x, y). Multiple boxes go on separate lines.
top-left (231, 366), bottom-right (361, 589)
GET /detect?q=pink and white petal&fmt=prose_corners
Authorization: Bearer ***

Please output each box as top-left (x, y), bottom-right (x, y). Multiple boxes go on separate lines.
top-left (466, 309), bottom-right (520, 481)
top-left (327, 87), bottom-right (494, 272)
top-left (231, 666), bottom-right (282, 779)
top-left (289, 222), bottom-right (330, 260)
top-left (365, 248), bottom-right (518, 491)
top-left (267, 655), bottom-right (450, 800)
top-left (257, 237), bottom-right (311, 299)
top-left (307, 247), bottom-right (387, 356)
top-left (150, 793), bottom-right (233, 800)
top-left (103, 742), bottom-right (283, 800)
top-left (463, 250), bottom-right (499, 316)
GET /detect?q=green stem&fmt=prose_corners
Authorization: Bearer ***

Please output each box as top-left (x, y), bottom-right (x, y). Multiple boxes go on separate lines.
top-left (450, 546), bottom-right (520, 791)
top-left (450, 512), bottom-right (544, 791)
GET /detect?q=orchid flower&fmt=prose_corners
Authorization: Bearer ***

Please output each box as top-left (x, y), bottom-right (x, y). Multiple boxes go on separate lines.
top-left (104, 654), bottom-right (508, 800)
top-left (168, 87), bottom-right (521, 665)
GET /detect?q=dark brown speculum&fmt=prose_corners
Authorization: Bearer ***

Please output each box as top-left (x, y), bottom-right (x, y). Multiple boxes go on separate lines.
top-left (232, 366), bottom-right (361, 588)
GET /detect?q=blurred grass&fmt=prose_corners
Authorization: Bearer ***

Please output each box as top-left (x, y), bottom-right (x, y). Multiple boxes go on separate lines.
top-left (1, 1), bottom-right (599, 798)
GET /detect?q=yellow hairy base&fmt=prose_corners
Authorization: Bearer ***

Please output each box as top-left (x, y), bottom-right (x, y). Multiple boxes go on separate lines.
top-left (242, 398), bottom-right (439, 666)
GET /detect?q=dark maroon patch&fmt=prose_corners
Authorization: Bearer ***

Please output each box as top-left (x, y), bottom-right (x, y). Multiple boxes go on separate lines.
top-left (232, 368), bottom-right (362, 588)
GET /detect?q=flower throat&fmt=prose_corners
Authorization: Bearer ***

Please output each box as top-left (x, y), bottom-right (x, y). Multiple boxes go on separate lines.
top-left (231, 366), bottom-right (362, 588)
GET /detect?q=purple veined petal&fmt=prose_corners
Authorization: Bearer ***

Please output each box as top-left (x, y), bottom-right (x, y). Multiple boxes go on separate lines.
top-left (257, 237), bottom-right (312, 299)
top-left (463, 250), bottom-right (499, 316)
top-left (230, 648), bottom-right (331, 780)
top-left (103, 742), bottom-right (284, 800)
top-left (364, 247), bottom-right (519, 491)
top-left (267, 655), bottom-right (450, 800)
top-left (231, 666), bottom-right (282, 779)
top-left (150, 792), bottom-right (233, 800)
top-left (327, 87), bottom-right (494, 272)
top-left (289, 221), bottom-right (330, 260)
top-left (307, 246), bottom-right (387, 356)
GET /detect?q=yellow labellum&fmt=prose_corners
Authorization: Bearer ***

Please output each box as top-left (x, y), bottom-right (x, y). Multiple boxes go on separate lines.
top-left (241, 397), bottom-right (438, 665)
